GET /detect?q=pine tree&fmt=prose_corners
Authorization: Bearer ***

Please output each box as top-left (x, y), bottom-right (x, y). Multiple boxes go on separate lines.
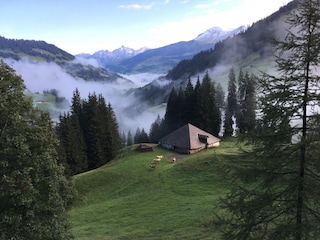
top-left (0, 60), bottom-right (75, 239)
top-left (215, 82), bottom-right (225, 109)
top-left (223, 67), bottom-right (238, 137)
top-left (104, 101), bottom-right (121, 160)
top-left (149, 114), bottom-right (163, 143)
top-left (127, 130), bottom-right (133, 146)
top-left (192, 76), bottom-right (202, 127)
top-left (137, 128), bottom-right (150, 143)
top-left (134, 127), bottom-right (141, 144)
top-left (237, 71), bottom-right (256, 135)
top-left (198, 72), bottom-right (221, 135)
top-left (244, 73), bottom-right (256, 134)
top-left (121, 131), bottom-right (127, 148)
top-left (82, 93), bottom-right (105, 170)
top-left (163, 87), bottom-right (179, 134)
top-left (217, 1), bottom-right (320, 239)
top-left (183, 77), bottom-right (196, 125)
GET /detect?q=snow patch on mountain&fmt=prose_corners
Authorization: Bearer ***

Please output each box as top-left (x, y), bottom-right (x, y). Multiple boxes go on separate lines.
top-left (77, 46), bottom-right (149, 65)
top-left (194, 26), bottom-right (246, 43)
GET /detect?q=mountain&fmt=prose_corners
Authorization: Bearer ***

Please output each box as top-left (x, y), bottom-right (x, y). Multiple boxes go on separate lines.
top-left (126, 0), bottom-right (297, 114)
top-left (194, 26), bottom-right (245, 42)
top-left (0, 36), bottom-right (74, 62)
top-left (114, 26), bottom-right (245, 74)
top-left (166, 1), bottom-right (297, 81)
top-left (79, 26), bottom-right (245, 74)
top-left (0, 36), bottom-right (128, 83)
top-left (77, 46), bottom-right (149, 69)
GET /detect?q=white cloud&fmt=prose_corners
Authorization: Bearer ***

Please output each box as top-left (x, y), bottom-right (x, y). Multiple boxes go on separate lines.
top-left (119, 3), bottom-right (154, 9)
top-left (145, 0), bottom-right (293, 49)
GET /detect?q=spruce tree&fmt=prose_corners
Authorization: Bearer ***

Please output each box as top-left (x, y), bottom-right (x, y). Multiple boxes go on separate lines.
top-left (215, 82), bottom-right (225, 109)
top-left (163, 87), bottom-right (179, 134)
top-left (127, 130), bottom-right (133, 146)
top-left (134, 127), bottom-right (141, 144)
top-left (149, 114), bottom-right (163, 143)
top-left (183, 77), bottom-right (196, 125)
top-left (198, 72), bottom-right (221, 135)
top-left (217, 1), bottom-right (320, 239)
top-left (0, 60), bottom-right (75, 239)
top-left (223, 67), bottom-right (237, 137)
top-left (237, 71), bottom-right (256, 135)
top-left (104, 101), bottom-right (121, 160)
top-left (192, 76), bottom-right (202, 127)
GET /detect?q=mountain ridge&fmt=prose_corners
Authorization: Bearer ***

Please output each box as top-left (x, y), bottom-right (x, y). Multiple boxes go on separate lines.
top-left (77, 26), bottom-right (245, 74)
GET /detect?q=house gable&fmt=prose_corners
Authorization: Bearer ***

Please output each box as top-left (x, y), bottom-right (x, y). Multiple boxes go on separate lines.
top-left (159, 123), bottom-right (220, 154)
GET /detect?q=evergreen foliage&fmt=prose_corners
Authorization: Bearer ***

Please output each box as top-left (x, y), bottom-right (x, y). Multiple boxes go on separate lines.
top-left (236, 70), bottom-right (257, 135)
top-left (134, 127), bottom-right (150, 144)
top-left (217, 1), bottom-right (320, 239)
top-left (56, 89), bottom-right (121, 174)
top-left (223, 67), bottom-right (238, 137)
top-left (0, 60), bottom-right (75, 239)
top-left (215, 82), bottom-right (225, 109)
top-left (127, 130), bottom-right (133, 146)
top-left (166, 1), bottom-right (298, 80)
top-left (0, 35), bottom-right (74, 61)
top-left (151, 73), bottom-right (221, 142)
top-left (149, 115), bottom-right (163, 143)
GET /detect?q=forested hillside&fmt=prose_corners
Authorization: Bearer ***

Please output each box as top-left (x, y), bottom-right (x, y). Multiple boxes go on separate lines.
top-left (166, 0), bottom-right (297, 80)
top-left (0, 36), bottom-right (125, 83)
top-left (0, 36), bottom-right (74, 62)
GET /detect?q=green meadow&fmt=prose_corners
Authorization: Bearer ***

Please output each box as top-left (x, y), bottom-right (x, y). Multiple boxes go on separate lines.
top-left (70, 140), bottom-right (245, 239)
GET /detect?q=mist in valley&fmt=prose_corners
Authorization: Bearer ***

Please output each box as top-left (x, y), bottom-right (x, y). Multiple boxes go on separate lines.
top-left (4, 57), bottom-right (166, 135)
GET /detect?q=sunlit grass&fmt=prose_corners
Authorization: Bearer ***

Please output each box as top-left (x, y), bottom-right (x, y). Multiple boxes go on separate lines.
top-left (70, 140), bottom-right (245, 239)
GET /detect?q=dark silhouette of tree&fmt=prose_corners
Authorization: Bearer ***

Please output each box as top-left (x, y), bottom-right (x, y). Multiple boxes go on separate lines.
top-left (149, 114), bottom-right (163, 143)
top-left (162, 87), bottom-right (180, 135)
top-left (127, 130), bottom-right (133, 146)
top-left (236, 71), bottom-right (256, 135)
top-left (223, 67), bottom-right (237, 137)
top-left (134, 127), bottom-right (150, 143)
top-left (155, 72), bottom-right (221, 138)
top-left (182, 77), bottom-right (196, 125)
top-left (217, 1), bottom-right (320, 239)
top-left (215, 82), bottom-right (225, 109)
top-left (121, 131), bottom-right (127, 148)
top-left (56, 90), bottom-right (120, 173)
top-left (197, 72), bottom-right (221, 135)
top-left (134, 127), bottom-right (141, 144)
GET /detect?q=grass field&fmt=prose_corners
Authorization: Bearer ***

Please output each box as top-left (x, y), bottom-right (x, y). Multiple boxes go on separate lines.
top-left (70, 139), bottom-right (244, 239)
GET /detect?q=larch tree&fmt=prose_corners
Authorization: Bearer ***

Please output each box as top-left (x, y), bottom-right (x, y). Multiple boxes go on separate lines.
top-left (217, 0), bottom-right (320, 239)
top-left (0, 60), bottom-right (75, 240)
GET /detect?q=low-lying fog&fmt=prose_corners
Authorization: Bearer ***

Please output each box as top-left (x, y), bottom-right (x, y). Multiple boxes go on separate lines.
top-left (4, 57), bottom-right (166, 134)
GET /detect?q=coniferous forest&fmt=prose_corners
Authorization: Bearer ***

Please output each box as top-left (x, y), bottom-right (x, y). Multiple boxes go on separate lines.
top-left (55, 89), bottom-right (121, 176)
top-left (1, 0), bottom-right (320, 239)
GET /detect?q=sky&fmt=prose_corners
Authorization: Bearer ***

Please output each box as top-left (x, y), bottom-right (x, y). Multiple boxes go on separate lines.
top-left (1, 0), bottom-right (292, 55)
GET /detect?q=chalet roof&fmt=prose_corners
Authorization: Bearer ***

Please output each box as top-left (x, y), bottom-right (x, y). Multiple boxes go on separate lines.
top-left (159, 123), bottom-right (220, 150)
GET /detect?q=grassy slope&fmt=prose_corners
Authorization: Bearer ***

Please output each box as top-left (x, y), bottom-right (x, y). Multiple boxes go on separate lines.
top-left (70, 140), bottom-right (244, 240)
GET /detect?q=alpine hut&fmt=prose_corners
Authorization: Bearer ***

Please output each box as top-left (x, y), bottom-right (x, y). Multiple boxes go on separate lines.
top-left (158, 123), bottom-right (221, 154)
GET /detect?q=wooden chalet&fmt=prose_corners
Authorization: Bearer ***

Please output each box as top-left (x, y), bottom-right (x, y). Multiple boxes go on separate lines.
top-left (158, 123), bottom-right (221, 154)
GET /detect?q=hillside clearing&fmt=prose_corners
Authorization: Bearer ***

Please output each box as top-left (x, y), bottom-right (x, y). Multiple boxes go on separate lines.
top-left (70, 140), bottom-right (245, 239)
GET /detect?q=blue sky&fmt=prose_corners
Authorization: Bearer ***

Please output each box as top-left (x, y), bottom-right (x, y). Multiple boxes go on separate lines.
top-left (1, 0), bottom-right (292, 54)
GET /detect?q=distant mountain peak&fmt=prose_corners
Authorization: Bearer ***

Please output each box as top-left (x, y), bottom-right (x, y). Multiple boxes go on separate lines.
top-left (194, 26), bottom-right (246, 43)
